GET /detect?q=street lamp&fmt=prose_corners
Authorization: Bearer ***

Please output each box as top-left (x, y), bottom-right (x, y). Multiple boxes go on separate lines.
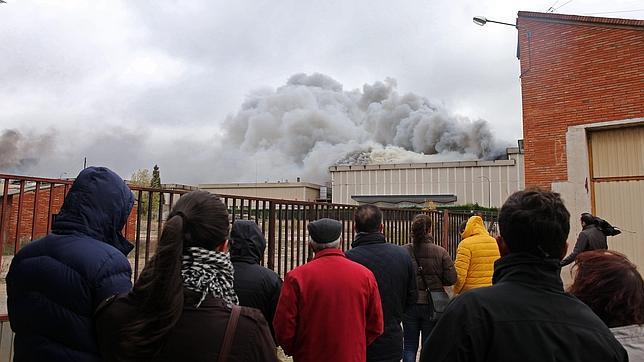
top-left (473, 16), bottom-right (517, 28)
top-left (477, 176), bottom-right (492, 208)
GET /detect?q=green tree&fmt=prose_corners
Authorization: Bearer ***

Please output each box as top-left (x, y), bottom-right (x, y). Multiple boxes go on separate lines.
top-left (151, 164), bottom-right (161, 188)
top-left (150, 164), bottom-right (163, 220)
top-left (130, 168), bottom-right (151, 218)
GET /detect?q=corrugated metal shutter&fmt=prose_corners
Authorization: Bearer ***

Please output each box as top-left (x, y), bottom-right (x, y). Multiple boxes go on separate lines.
top-left (591, 126), bottom-right (644, 178)
top-left (590, 125), bottom-right (644, 269)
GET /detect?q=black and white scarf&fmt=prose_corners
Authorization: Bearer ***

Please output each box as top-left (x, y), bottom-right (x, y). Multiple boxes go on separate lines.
top-left (181, 246), bottom-right (239, 308)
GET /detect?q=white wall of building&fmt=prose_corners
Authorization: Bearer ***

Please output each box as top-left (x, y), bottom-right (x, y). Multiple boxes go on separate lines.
top-left (329, 149), bottom-right (524, 208)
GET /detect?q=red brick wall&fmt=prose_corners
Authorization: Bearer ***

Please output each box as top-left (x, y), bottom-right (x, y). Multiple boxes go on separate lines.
top-left (2, 185), bottom-right (138, 254)
top-left (517, 12), bottom-right (644, 189)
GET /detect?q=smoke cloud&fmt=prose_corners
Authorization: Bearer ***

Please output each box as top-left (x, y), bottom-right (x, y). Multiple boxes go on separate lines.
top-left (0, 129), bottom-right (55, 172)
top-left (0, 73), bottom-right (509, 184)
top-left (221, 73), bottom-right (508, 182)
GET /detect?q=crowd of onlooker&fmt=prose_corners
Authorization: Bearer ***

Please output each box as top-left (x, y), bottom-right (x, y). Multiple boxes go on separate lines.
top-left (5, 167), bottom-right (642, 361)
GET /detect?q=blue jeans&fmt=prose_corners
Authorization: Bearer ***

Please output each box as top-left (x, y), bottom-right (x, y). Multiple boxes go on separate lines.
top-left (403, 304), bottom-right (436, 362)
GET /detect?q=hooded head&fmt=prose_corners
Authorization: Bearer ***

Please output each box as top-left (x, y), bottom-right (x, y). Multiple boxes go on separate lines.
top-left (52, 166), bottom-right (134, 255)
top-left (229, 220), bottom-right (266, 264)
top-left (461, 215), bottom-right (489, 239)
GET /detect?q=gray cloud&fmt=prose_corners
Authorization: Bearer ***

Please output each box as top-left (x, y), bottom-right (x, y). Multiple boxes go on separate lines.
top-left (219, 73), bottom-right (508, 182)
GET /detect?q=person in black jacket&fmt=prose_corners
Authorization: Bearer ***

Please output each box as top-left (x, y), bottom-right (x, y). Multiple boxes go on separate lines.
top-left (230, 220), bottom-right (282, 337)
top-left (420, 189), bottom-right (627, 362)
top-left (561, 212), bottom-right (608, 266)
top-left (346, 205), bottom-right (417, 362)
top-left (7, 166), bottom-right (134, 362)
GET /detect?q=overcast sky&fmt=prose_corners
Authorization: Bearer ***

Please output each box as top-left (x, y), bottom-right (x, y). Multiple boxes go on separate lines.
top-left (1, 0), bottom-right (642, 184)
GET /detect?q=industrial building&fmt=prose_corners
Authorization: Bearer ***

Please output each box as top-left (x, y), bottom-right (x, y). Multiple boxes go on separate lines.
top-left (516, 12), bottom-right (643, 268)
top-left (329, 144), bottom-right (524, 208)
top-left (199, 181), bottom-right (323, 202)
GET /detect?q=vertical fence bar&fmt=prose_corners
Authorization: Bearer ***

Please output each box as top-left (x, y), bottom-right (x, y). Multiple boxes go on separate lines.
top-left (290, 205), bottom-right (295, 271)
top-left (156, 191), bottom-right (164, 246)
top-left (261, 201), bottom-right (267, 235)
top-left (254, 199), bottom-right (260, 224)
top-left (46, 183), bottom-right (54, 234)
top-left (134, 190), bottom-right (143, 280)
top-left (277, 204), bottom-right (283, 276)
top-left (31, 182), bottom-right (40, 240)
top-left (14, 181), bottom-right (25, 254)
top-left (231, 198), bottom-right (237, 224)
top-left (144, 190), bottom-right (153, 263)
top-left (350, 206), bottom-right (355, 245)
top-left (267, 202), bottom-right (275, 271)
top-left (168, 193), bottom-right (175, 216)
top-left (340, 206), bottom-right (346, 251)
top-left (441, 210), bottom-right (450, 252)
top-left (0, 179), bottom-right (10, 266)
top-left (296, 205), bottom-right (301, 266)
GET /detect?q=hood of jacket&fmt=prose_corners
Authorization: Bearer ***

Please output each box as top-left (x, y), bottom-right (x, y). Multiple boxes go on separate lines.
top-left (230, 220), bottom-right (266, 264)
top-left (52, 166), bottom-right (134, 256)
top-left (461, 216), bottom-right (490, 239)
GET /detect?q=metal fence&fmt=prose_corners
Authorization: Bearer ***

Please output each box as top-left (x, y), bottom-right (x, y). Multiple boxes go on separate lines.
top-left (0, 173), bottom-right (497, 322)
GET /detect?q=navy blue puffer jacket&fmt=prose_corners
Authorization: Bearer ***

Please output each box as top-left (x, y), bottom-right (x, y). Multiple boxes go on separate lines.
top-left (7, 166), bottom-right (134, 362)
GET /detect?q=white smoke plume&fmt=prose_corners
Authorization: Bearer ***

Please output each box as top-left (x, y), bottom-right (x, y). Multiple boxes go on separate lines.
top-left (221, 73), bottom-right (508, 183)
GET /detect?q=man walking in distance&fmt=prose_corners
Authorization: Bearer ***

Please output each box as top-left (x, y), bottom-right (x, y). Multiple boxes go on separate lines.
top-left (561, 212), bottom-right (608, 266)
top-left (346, 205), bottom-right (417, 362)
top-left (273, 218), bottom-right (384, 361)
top-left (421, 189), bottom-right (627, 362)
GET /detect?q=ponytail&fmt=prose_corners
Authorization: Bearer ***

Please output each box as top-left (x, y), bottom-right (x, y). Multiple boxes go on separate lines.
top-left (411, 214), bottom-right (432, 246)
top-left (117, 213), bottom-right (186, 358)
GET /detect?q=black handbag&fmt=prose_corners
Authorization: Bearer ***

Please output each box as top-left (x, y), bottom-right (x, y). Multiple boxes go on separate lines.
top-left (411, 249), bottom-right (450, 321)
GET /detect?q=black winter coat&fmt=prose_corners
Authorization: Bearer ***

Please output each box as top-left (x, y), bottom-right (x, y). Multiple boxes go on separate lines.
top-left (96, 291), bottom-right (277, 362)
top-left (230, 220), bottom-right (282, 337)
top-left (7, 167), bottom-right (134, 362)
top-left (346, 232), bottom-right (417, 362)
top-left (421, 253), bottom-right (628, 362)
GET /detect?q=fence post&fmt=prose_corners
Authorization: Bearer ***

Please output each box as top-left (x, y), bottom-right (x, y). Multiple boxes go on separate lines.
top-left (441, 209), bottom-right (449, 251)
top-left (267, 201), bottom-right (276, 271)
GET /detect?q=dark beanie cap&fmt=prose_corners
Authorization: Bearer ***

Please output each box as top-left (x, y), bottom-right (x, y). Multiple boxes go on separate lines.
top-left (307, 218), bottom-right (342, 244)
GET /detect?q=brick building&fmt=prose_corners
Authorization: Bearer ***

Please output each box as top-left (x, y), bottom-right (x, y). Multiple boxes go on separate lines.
top-left (1, 182), bottom-right (138, 254)
top-left (517, 12), bottom-right (643, 267)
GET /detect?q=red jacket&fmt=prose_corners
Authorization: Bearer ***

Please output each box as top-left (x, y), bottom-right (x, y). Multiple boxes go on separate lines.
top-left (273, 248), bottom-right (384, 361)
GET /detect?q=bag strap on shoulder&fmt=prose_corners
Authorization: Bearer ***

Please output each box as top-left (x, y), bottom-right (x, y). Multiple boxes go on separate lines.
top-left (219, 305), bottom-right (241, 362)
top-left (410, 248), bottom-right (431, 292)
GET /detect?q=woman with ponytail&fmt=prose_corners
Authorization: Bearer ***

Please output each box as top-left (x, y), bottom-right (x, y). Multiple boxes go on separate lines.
top-left (402, 214), bottom-right (456, 362)
top-left (96, 191), bottom-right (276, 361)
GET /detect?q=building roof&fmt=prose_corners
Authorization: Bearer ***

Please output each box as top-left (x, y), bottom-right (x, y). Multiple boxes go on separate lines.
top-left (351, 194), bottom-right (457, 205)
top-left (517, 11), bottom-right (644, 28)
top-left (199, 181), bottom-right (322, 189)
top-left (330, 158), bottom-right (517, 172)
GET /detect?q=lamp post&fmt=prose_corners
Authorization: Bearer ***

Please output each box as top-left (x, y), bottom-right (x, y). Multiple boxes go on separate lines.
top-left (478, 176), bottom-right (492, 208)
top-left (473, 16), bottom-right (517, 28)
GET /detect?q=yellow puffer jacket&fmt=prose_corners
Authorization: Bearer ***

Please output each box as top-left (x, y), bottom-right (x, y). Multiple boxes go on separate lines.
top-left (453, 216), bottom-right (500, 294)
